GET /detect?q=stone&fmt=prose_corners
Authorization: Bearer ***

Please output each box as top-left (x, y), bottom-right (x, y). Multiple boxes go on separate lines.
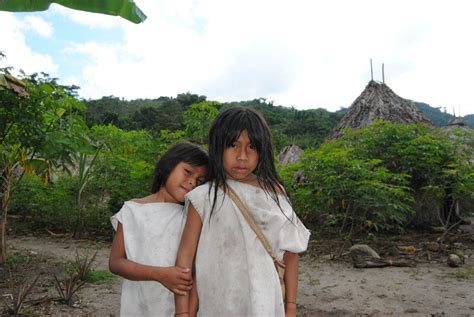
top-left (447, 254), bottom-right (461, 267)
top-left (349, 244), bottom-right (380, 261)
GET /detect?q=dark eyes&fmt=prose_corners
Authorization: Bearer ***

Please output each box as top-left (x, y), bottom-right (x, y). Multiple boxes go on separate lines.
top-left (229, 143), bottom-right (256, 149)
top-left (184, 168), bottom-right (192, 175)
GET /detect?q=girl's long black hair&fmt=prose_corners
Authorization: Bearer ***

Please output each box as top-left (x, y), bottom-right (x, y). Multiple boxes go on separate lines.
top-left (208, 107), bottom-right (286, 214)
top-left (151, 142), bottom-right (208, 193)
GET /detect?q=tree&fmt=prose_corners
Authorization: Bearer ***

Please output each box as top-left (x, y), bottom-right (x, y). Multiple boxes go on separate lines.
top-left (0, 72), bottom-right (88, 262)
top-left (184, 101), bottom-right (220, 144)
top-left (176, 92), bottom-right (207, 109)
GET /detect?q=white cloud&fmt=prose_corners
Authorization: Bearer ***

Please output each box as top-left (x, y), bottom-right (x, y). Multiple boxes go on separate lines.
top-left (23, 16), bottom-right (53, 38)
top-left (3, 0), bottom-right (474, 115)
top-left (49, 3), bottom-right (126, 29)
top-left (0, 13), bottom-right (58, 76)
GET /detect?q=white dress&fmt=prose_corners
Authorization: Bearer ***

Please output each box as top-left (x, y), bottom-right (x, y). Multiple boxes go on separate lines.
top-left (186, 180), bottom-right (310, 317)
top-left (111, 201), bottom-right (186, 317)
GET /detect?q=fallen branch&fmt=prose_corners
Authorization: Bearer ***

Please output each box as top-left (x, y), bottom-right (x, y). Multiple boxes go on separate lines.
top-left (353, 256), bottom-right (415, 268)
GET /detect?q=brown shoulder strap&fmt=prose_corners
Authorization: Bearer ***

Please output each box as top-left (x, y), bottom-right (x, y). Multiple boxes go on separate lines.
top-left (225, 185), bottom-right (286, 268)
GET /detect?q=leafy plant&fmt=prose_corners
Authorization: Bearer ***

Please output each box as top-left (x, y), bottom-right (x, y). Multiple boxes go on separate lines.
top-left (66, 249), bottom-right (98, 281)
top-left (5, 250), bottom-right (29, 267)
top-left (54, 249), bottom-right (97, 306)
top-left (53, 274), bottom-right (86, 306)
top-left (6, 271), bottom-right (40, 316)
top-left (281, 120), bottom-right (474, 233)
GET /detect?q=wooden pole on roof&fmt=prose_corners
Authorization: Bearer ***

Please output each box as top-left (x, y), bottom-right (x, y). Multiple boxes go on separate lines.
top-left (370, 59), bottom-right (373, 81)
top-left (382, 63), bottom-right (385, 84)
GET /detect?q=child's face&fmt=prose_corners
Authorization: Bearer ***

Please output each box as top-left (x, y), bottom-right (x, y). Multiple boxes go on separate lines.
top-left (223, 130), bottom-right (259, 183)
top-left (161, 162), bottom-right (207, 204)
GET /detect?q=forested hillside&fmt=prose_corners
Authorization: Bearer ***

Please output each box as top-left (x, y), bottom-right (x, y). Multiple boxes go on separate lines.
top-left (85, 93), bottom-right (472, 151)
top-left (414, 102), bottom-right (474, 128)
top-left (85, 93), bottom-right (344, 150)
top-left (2, 74), bottom-right (473, 254)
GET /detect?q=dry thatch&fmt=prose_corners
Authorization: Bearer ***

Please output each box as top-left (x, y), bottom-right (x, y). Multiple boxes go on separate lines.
top-left (330, 80), bottom-right (433, 138)
top-left (278, 144), bottom-right (303, 165)
top-left (443, 116), bottom-right (471, 133)
top-left (0, 73), bottom-right (28, 96)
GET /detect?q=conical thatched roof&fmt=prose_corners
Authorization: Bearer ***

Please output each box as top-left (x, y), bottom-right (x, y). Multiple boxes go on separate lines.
top-left (330, 80), bottom-right (433, 138)
top-left (278, 144), bottom-right (303, 164)
top-left (443, 116), bottom-right (471, 132)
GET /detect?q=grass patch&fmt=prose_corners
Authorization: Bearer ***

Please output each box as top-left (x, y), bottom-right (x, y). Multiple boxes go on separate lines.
top-left (5, 250), bottom-right (30, 267)
top-left (448, 265), bottom-right (474, 280)
top-left (85, 270), bottom-right (116, 284)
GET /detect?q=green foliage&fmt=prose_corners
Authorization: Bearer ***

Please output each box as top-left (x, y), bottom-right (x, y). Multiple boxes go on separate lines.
top-left (184, 101), bottom-right (220, 144)
top-left (342, 122), bottom-right (453, 189)
top-left (10, 174), bottom-right (77, 231)
top-left (1, 72), bottom-right (90, 261)
top-left (281, 145), bottom-right (413, 231)
top-left (448, 265), bottom-right (474, 280)
top-left (0, 0), bottom-right (147, 24)
top-left (85, 270), bottom-right (116, 283)
top-left (5, 250), bottom-right (30, 267)
top-left (415, 102), bottom-right (451, 127)
top-left (88, 125), bottom-right (185, 228)
top-left (281, 121), bottom-right (474, 232)
top-left (223, 99), bottom-right (344, 150)
top-left (464, 114), bottom-right (474, 128)
top-left (86, 95), bottom-right (344, 151)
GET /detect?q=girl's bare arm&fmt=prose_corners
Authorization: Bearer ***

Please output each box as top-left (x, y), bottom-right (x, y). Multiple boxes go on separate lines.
top-left (109, 223), bottom-right (192, 295)
top-left (283, 251), bottom-right (299, 317)
top-left (175, 204), bottom-right (203, 316)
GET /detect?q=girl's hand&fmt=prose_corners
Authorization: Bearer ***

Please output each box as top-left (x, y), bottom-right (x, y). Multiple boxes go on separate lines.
top-left (157, 266), bottom-right (193, 296)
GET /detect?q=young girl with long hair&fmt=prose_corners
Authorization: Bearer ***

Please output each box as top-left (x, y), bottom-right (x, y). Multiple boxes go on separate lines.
top-left (175, 108), bottom-right (310, 316)
top-left (109, 142), bottom-right (208, 316)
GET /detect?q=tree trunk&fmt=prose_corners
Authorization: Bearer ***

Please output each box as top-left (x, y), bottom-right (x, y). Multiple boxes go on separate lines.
top-left (0, 165), bottom-right (12, 263)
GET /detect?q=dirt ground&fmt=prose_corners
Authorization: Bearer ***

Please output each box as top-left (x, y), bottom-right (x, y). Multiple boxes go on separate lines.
top-left (1, 230), bottom-right (474, 316)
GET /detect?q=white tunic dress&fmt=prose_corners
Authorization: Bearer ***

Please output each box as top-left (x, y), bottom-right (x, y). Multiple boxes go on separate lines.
top-left (186, 180), bottom-right (310, 317)
top-left (111, 201), bottom-right (186, 317)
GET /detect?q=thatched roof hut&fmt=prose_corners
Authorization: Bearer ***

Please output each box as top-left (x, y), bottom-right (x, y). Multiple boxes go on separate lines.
top-left (443, 116), bottom-right (471, 132)
top-left (0, 73), bottom-right (27, 96)
top-left (278, 144), bottom-right (303, 164)
top-left (330, 80), bottom-right (433, 138)
top-left (442, 116), bottom-right (473, 164)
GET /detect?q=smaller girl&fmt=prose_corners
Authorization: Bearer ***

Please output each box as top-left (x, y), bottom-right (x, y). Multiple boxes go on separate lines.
top-left (175, 108), bottom-right (310, 317)
top-left (109, 142), bottom-right (208, 317)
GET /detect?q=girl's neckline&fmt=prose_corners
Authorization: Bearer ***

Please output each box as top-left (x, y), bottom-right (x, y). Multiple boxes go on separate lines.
top-left (126, 200), bottom-right (183, 207)
top-left (226, 179), bottom-right (286, 197)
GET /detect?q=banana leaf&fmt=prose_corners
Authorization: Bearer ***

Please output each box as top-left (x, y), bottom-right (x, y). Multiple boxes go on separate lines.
top-left (0, 0), bottom-right (146, 24)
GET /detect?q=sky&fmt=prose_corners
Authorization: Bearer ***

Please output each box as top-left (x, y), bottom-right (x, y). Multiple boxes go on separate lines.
top-left (1, 0), bottom-right (474, 115)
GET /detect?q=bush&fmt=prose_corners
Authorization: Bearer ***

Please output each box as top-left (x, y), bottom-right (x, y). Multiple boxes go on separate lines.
top-left (280, 121), bottom-right (474, 232)
top-left (281, 145), bottom-right (413, 232)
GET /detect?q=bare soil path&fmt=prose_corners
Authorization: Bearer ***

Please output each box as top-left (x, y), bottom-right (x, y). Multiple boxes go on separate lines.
top-left (1, 234), bottom-right (473, 316)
